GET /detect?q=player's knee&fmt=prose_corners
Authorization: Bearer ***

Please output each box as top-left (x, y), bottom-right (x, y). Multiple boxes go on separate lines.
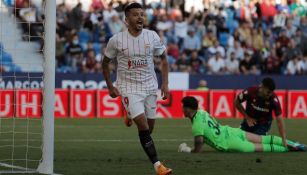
top-left (133, 113), bottom-right (149, 131)
top-left (136, 122), bottom-right (149, 131)
top-left (147, 120), bottom-right (155, 134)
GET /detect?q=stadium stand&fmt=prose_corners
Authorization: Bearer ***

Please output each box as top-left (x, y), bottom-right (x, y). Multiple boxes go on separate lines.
top-left (51, 0), bottom-right (307, 75)
top-left (2, 0), bottom-right (307, 74)
top-left (0, 0), bottom-right (43, 72)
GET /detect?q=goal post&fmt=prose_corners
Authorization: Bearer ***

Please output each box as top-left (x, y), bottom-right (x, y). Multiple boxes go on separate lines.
top-left (0, 0), bottom-right (55, 174)
top-left (37, 0), bottom-right (56, 174)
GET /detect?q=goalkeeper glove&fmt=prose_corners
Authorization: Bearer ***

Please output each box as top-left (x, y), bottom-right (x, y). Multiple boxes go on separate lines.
top-left (178, 143), bottom-right (192, 153)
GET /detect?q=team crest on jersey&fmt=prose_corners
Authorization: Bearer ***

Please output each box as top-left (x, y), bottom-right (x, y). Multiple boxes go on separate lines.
top-left (239, 93), bottom-right (243, 100)
top-left (128, 58), bottom-right (148, 69)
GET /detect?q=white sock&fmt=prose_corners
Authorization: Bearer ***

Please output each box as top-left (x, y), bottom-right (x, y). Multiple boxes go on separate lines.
top-left (154, 161), bottom-right (161, 171)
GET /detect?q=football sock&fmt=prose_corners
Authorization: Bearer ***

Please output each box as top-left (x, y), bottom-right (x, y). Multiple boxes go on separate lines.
top-left (262, 144), bottom-right (288, 152)
top-left (153, 161), bottom-right (161, 171)
top-left (262, 135), bottom-right (281, 145)
top-left (261, 135), bottom-right (296, 146)
top-left (139, 130), bottom-right (159, 164)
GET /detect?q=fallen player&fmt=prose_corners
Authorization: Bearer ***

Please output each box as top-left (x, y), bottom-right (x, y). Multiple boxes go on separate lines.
top-left (178, 96), bottom-right (306, 153)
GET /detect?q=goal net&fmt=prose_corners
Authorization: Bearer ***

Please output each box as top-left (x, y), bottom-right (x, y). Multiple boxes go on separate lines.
top-left (0, 0), bottom-right (55, 174)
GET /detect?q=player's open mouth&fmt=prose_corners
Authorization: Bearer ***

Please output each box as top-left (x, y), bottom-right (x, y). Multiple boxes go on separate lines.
top-left (137, 21), bottom-right (143, 27)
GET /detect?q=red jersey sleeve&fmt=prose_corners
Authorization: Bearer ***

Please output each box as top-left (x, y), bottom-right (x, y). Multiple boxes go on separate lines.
top-left (237, 87), bottom-right (253, 103)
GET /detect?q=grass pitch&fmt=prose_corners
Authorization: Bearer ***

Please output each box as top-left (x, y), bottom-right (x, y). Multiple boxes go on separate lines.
top-left (54, 118), bottom-right (307, 175)
top-left (1, 118), bottom-right (307, 174)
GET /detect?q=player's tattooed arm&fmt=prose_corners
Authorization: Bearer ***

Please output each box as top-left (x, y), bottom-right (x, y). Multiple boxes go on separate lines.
top-left (160, 51), bottom-right (169, 100)
top-left (276, 115), bottom-right (287, 147)
top-left (102, 56), bottom-right (120, 98)
top-left (274, 97), bottom-right (286, 146)
top-left (192, 136), bottom-right (204, 153)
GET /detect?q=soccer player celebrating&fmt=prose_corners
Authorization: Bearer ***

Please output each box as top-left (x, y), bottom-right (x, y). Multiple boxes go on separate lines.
top-left (102, 2), bottom-right (172, 175)
top-left (178, 96), bottom-right (306, 153)
top-left (235, 77), bottom-right (286, 144)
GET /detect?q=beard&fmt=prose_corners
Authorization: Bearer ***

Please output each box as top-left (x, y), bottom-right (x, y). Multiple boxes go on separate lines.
top-left (134, 22), bottom-right (143, 31)
top-left (126, 18), bottom-right (144, 31)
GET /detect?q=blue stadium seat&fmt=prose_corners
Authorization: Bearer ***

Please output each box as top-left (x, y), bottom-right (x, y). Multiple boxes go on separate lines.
top-left (80, 42), bottom-right (88, 51)
top-left (167, 56), bottom-right (175, 65)
top-left (78, 30), bottom-right (92, 43)
top-left (226, 19), bottom-right (238, 34)
top-left (219, 33), bottom-right (230, 47)
top-left (1, 62), bottom-right (21, 72)
top-left (1, 42), bottom-right (22, 72)
top-left (10, 64), bottom-right (22, 72)
top-left (80, 42), bottom-right (101, 54)
top-left (0, 42), bottom-right (3, 51)
top-left (1, 53), bottom-right (13, 63)
top-left (3, 0), bottom-right (14, 6)
top-left (93, 43), bottom-right (102, 54)
top-left (225, 9), bottom-right (239, 35)
top-left (0, 43), bottom-right (13, 63)
top-left (57, 66), bottom-right (74, 73)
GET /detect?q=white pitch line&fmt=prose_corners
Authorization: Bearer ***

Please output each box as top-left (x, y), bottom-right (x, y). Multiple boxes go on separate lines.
top-left (0, 125), bottom-right (190, 128)
top-left (55, 139), bottom-right (193, 143)
top-left (0, 139), bottom-right (192, 143)
top-left (55, 125), bottom-right (190, 128)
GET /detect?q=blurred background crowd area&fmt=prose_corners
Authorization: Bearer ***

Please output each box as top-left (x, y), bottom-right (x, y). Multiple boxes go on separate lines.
top-left (9, 0), bottom-right (307, 75)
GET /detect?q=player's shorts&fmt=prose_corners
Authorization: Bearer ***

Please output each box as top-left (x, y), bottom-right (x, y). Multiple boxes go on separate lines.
top-left (240, 121), bottom-right (272, 135)
top-left (121, 93), bottom-right (157, 119)
top-left (224, 127), bottom-right (255, 152)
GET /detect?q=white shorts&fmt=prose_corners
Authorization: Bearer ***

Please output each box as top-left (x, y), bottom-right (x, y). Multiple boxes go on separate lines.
top-left (121, 93), bottom-right (157, 119)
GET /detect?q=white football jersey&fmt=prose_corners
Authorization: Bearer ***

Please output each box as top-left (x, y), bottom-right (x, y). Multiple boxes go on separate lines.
top-left (105, 29), bottom-right (166, 94)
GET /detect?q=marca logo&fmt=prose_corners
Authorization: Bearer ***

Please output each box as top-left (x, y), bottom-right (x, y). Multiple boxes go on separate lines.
top-left (62, 80), bottom-right (107, 89)
top-left (128, 58), bottom-right (148, 69)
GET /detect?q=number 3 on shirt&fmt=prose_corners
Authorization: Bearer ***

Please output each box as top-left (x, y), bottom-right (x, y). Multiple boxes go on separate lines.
top-left (208, 120), bottom-right (221, 135)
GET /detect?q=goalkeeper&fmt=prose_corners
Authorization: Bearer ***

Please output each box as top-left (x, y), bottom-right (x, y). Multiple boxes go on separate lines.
top-left (178, 96), bottom-right (306, 153)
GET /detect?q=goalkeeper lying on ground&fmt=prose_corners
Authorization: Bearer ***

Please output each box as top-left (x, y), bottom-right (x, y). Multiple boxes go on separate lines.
top-left (178, 96), bottom-right (306, 153)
